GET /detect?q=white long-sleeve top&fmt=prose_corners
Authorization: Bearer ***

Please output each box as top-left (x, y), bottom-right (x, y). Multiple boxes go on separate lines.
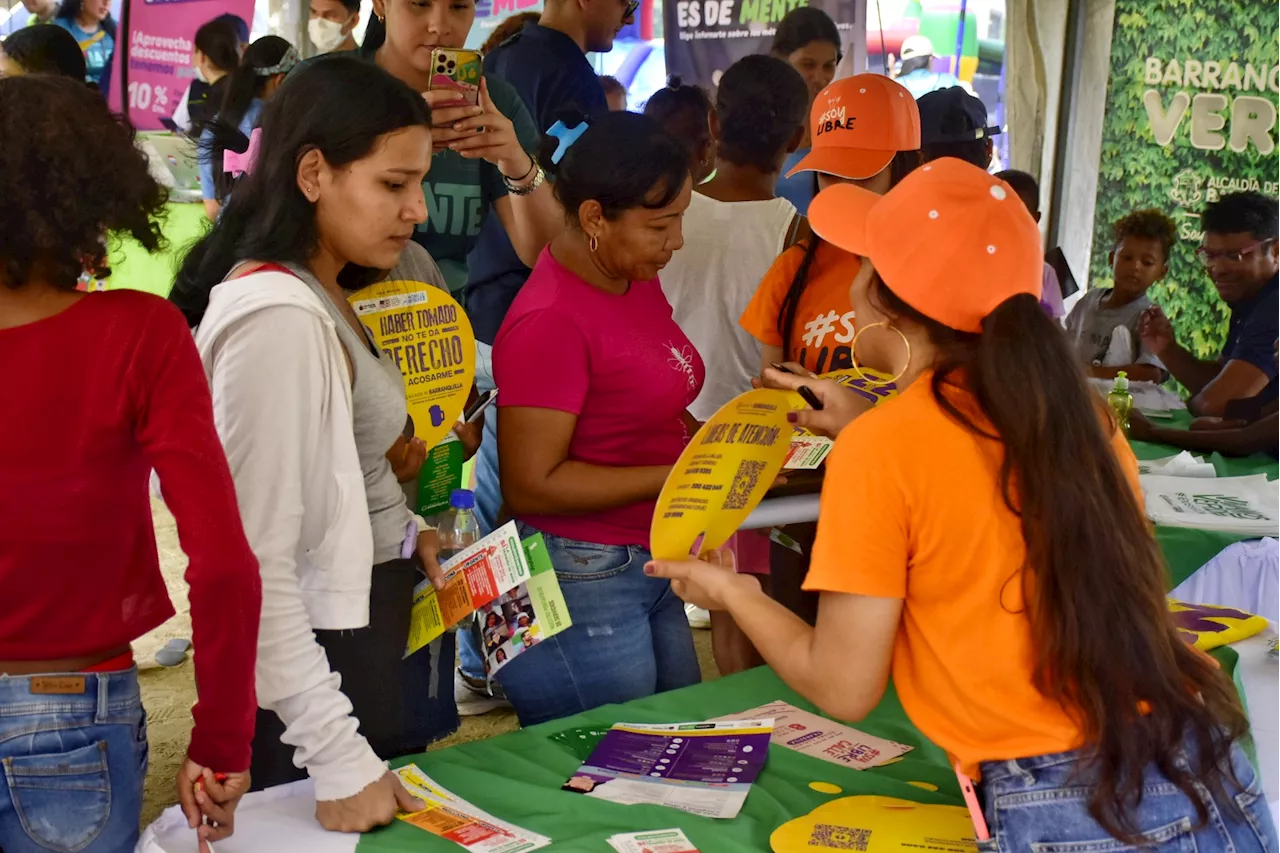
top-left (194, 271), bottom-right (387, 802)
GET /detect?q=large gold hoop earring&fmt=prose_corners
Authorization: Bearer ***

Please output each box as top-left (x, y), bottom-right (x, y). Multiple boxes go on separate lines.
top-left (849, 321), bottom-right (911, 386)
top-left (589, 234), bottom-right (599, 253)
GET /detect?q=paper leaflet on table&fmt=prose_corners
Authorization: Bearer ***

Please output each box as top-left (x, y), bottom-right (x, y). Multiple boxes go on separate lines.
top-left (347, 279), bottom-right (475, 451)
top-left (711, 701), bottom-right (912, 770)
top-left (771, 795), bottom-right (977, 852)
top-left (1137, 451), bottom-right (1217, 479)
top-left (394, 763), bottom-right (551, 852)
top-left (783, 368), bottom-right (899, 470)
top-left (1140, 473), bottom-right (1278, 536)
top-left (607, 828), bottom-right (701, 853)
top-left (563, 719), bottom-right (774, 820)
top-left (473, 533), bottom-right (572, 678)
top-left (406, 522), bottom-right (560, 658)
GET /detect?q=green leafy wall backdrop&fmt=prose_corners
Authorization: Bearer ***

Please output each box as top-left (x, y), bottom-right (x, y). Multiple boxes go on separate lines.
top-left (1091, 0), bottom-right (1279, 359)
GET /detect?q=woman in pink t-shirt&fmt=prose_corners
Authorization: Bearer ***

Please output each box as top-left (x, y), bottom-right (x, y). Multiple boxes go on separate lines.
top-left (492, 112), bottom-right (705, 725)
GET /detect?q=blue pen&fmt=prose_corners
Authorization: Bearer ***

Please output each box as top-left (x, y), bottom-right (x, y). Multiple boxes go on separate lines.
top-left (401, 518), bottom-right (418, 559)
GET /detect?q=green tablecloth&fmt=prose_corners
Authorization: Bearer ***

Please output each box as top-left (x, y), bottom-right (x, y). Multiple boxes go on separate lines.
top-left (359, 669), bottom-right (959, 853)
top-left (1128, 414), bottom-right (1278, 589)
top-left (105, 202), bottom-right (208, 296)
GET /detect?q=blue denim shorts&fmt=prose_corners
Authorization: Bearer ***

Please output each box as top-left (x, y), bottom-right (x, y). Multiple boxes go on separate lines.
top-left (976, 738), bottom-right (1276, 852)
top-left (0, 667), bottom-right (147, 853)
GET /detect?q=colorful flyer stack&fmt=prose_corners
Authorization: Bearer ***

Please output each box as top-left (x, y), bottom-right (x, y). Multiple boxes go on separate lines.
top-left (607, 829), bottom-right (701, 853)
top-left (394, 763), bottom-right (551, 852)
top-left (561, 719), bottom-right (774, 819)
top-left (406, 524), bottom-right (571, 658)
top-left (473, 534), bottom-right (572, 677)
top-left (713, 702), bottom-right (912, 770)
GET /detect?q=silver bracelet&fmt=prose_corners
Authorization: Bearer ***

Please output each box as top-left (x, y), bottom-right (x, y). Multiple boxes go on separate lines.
top-left (504, 161), bottom-right (545, 196)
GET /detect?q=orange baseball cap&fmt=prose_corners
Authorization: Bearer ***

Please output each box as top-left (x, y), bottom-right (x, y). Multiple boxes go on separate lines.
top-left (787, 74), bottom-right (921, 181)
top-left (807, 157), bottom-right (1043, 333)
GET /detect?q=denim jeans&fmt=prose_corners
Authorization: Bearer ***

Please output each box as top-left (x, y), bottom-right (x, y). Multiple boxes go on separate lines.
top-left (462, 339), bottom-right (500, 681)
top-left (977, 738), bottom-right (1276, 851)
top-left (0, 667), bottom-right (147, 853)
top-left (495, 525), bottom-right (702, 726)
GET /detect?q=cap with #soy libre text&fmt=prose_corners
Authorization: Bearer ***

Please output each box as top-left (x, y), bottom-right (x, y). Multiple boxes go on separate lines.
top-left (807, 157), bottom-right (1043, 333)
top-left (786, 74), bottom-right (921, 181)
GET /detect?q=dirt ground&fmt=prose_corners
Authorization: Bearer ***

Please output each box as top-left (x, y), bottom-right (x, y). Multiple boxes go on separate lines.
top-left (139, 499), bottom-right (717, 825)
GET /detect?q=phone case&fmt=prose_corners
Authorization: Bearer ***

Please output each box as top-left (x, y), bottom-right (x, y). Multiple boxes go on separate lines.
top-left (429, 48), bottom-right (482, 107)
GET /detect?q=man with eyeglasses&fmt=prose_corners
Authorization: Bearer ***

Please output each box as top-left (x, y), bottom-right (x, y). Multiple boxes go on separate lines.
top-left (457, 0), bottom-right (635, 717)
top-left (1141, 191), bottom-right (1278, 418)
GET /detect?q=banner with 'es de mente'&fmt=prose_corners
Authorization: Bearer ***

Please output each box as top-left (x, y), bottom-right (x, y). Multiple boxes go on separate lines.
top-left (1090, 0), bottom-right (1279, 361)
top-left (663, 0), bottom-right (865, 91)
top-left (107, 0), bottom-right (255, 130)
top-left (347, 280), bottom-right (476, 451)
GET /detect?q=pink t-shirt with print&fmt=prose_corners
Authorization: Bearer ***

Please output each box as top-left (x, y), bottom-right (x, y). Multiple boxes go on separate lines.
top-left (493, 248), bottom-right (705, 548)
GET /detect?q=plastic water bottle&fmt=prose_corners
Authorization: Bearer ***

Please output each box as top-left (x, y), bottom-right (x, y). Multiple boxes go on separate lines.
top-left (1107, 370), bottom-right (1134, 433)
top-left (439, 489), bottom-right (480, 563)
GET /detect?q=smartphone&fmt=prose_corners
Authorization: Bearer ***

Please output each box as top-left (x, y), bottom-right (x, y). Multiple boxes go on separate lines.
top-left (770, 363), bottom-right (823, 411)
top-left (428, 48), bottom-right (483, 108)
top-left (463, 388), bottom-right (497, 423)
top-left (955, 765), bottom-right (991, 840)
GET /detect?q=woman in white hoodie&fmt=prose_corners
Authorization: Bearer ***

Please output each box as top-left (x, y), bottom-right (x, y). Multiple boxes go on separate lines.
top-left (170, 56), bottom-right (454, 834)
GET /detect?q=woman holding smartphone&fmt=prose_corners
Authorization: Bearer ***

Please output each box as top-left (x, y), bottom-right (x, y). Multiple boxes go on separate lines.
top-left (648, 159), bottom-right (1274, 851)
top-left (294, 0), bottom-right (561, 294)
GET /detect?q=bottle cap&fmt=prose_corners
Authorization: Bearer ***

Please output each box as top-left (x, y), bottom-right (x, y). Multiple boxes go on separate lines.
top-left (450, 489), bottom-right (476, 510)
top-left (1113, 370), bottom-right (1129, 392)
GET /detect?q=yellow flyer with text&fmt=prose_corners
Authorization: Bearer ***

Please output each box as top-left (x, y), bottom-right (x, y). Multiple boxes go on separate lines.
top-left (783, 367), bottom-right (901, 470)
top-left (347, 279), bottom-right (475, 450)
top-left (650, 388), bottom-right (798, 561)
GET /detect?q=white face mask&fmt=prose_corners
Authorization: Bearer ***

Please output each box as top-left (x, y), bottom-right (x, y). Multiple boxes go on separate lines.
top-left (308, 16), bottom-right (350, 53)
top-left (193, 63), bottom-right (209, 84)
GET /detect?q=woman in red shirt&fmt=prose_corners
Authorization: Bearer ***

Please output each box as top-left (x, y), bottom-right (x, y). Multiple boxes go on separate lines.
top-left (0, 76), bottom-right (261, 853)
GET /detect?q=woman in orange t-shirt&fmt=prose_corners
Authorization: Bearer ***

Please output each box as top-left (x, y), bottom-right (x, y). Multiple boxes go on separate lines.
top-left (649, 160), bottom-right (1271, 850)
top-left (740, 74), bottom-right (921, 377)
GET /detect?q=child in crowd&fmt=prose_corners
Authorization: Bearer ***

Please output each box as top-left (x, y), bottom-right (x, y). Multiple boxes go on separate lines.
top-left (644, 76), bottom-right (716, 186)
top-left (1066, 209), bottom-right (1175, 383)
top-left (658, 54), bottom-right (810, 672)
top-left (995, 168), bottom-right (1065, 320)
top-left (1, 75), bottom-right (259, 852)
top-left (492, 111), bottom-right (703, 726)
top-left (600, 74), bottom-right (627, 111)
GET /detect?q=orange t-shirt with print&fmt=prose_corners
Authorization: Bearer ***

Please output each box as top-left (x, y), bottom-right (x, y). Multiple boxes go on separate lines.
top-left (740, 240), bottom-right (862, 374)
top-left (803, 375), bottom-right (1143, 777)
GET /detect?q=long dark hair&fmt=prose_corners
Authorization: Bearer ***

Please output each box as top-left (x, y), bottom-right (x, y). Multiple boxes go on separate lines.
top-left (194, 17), bottom-right (242, 74)
top-left (872, 277), bottom-right (1249, 842)
top-left (202, 35), bottom-right (295, 201)
top-left (778, 150), bottom-right (921, 356)
top-left (171, 56), bottom-right (432, 326)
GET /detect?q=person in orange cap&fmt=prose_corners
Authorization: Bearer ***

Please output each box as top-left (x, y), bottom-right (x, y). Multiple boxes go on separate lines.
top-left (739, 73), bottom-right (921, 626)
top-left (648, 159), bottom-right (1270, 850)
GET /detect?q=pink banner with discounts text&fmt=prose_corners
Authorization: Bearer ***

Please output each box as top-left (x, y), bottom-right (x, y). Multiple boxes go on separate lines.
top-left (107, 0), bottom-right (253, 130)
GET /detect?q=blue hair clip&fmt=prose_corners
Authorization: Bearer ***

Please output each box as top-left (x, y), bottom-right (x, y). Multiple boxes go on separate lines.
top-left (547, 120), bottom-right (589, 165)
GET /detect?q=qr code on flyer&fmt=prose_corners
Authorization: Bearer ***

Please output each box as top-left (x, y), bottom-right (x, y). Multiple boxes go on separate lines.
top-left (808, 825), bottom-right (871, 850)
top-left (723, 460), bottom-right (766, 510)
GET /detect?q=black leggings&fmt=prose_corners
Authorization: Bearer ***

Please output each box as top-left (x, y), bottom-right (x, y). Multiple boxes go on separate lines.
top-left (248, 558), bottom-right (459, 791)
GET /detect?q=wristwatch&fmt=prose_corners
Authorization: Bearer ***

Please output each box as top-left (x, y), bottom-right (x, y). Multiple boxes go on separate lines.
top-left (502, 156), bottom-right (545, 196)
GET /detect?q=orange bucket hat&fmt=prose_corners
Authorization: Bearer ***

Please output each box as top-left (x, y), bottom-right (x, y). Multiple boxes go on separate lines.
top-left (786, 73), bottom-right (921, 181)
top-left (807, 157), bottom-right (1043, 333)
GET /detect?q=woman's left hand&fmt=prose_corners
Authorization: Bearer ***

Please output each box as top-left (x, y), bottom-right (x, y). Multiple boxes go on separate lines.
top-left (415, 528), bottom-right (446, 590)
top-left (432, 79), bottom-right (532, 179)
top-left (645, 550), bottom-right (760, 613)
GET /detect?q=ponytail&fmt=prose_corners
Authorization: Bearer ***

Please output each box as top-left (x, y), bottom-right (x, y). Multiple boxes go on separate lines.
top-left (874, 281), bottom-right (1248, 842)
